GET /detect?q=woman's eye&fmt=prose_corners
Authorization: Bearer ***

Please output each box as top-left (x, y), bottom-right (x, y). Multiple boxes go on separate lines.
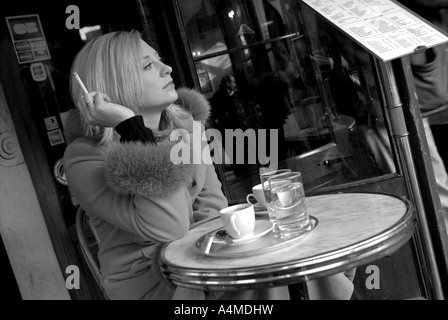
top-left (144, 62), bottom-right (153, 70)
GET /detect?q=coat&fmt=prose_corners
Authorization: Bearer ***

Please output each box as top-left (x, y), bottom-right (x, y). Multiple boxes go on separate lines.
top-left (63, 88), bottom-right (229, 299)
top-left (398, 0), bottom-right (448, 125)
top-left (63, 88), bottom-right (354, 300)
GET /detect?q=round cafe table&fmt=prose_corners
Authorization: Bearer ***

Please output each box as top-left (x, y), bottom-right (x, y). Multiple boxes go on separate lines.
top-left (159, 193), bottom-right (415, 291)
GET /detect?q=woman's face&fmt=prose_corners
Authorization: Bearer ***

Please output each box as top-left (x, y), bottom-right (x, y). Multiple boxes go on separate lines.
top-left (139, 40), bottom-right (178, 110)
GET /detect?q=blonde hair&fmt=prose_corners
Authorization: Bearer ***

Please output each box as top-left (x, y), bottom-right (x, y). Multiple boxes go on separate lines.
top-left (70, 30), bottom-right (146, 144)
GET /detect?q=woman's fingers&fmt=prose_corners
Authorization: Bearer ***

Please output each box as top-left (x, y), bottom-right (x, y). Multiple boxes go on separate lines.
top-left (78, 91), bottom-right (135, 127)
top-left (78, 100), bottom-right (100, 126)
top-left (94, 92), bottom-right (111, 104)
top-left (78, 92), bottom-right (101, 126)
top-left (83, 92), bottom-right (96, 106)
top-left (78, 91), bottom-right (97, 111)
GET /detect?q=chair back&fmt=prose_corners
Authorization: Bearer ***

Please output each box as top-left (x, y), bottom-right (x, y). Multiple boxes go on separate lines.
top-left (75, 206), bottom-right (109, 299)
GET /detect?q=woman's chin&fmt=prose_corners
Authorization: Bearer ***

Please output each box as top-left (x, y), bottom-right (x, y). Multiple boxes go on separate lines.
top-left (168, 90), bottom-right (179, 103)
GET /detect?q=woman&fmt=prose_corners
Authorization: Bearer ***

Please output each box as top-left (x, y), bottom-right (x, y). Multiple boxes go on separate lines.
top-left (64, 31), bottom-right (354, 300)
top-left (64, 30), bottom-right (290, 300)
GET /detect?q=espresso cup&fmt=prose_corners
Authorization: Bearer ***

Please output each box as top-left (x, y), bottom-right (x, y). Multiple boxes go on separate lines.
top-left (246, 183), bottom-right (267, 207)
top-left (219, 203), bottom-right (255, 239)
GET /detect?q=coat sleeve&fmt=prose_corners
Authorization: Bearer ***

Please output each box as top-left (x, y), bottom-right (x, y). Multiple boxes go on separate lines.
top-left (64, 139), bottom-right (193, 242)
top-left (411, 45), bottom-right (448, 112)
top-left (192, 164), bottom-right (228, 223)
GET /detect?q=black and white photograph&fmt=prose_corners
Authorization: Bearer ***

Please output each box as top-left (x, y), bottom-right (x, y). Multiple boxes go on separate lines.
top-left (1, 0), bottom-right (448, 308)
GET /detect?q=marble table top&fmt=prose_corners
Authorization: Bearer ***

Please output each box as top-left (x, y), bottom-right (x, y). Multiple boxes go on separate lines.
top-left (160, 193), bottom-right (415, 291)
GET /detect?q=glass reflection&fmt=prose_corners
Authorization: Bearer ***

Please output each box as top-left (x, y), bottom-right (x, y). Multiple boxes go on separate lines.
top-left (178, 0), bottom-right (395, 200)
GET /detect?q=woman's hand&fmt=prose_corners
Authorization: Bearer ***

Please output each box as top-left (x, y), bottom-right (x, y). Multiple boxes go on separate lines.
top-left (78, 92), bottom-right (136, 127)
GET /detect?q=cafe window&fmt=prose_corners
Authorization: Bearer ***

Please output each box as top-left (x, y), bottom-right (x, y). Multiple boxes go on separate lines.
top-left (176, 0), bottom-right (394, 201)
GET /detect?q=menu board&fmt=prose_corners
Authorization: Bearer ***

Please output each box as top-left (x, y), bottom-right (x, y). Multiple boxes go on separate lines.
top-left (301, 0), bottom-right (448, 61)
top-left (6, 14), bottom-right (51, 64)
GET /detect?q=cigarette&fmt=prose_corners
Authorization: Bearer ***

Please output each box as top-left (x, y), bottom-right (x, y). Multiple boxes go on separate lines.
top-left (73, 72), bottom-right (89, 95)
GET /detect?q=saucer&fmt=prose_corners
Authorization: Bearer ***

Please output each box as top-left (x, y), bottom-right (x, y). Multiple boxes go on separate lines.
top-left (213, 220), bottom-right (273, 246)
top-left (194, 216), bottom-right (319, 258)
top-left (253, 203), bottom-right (268, 215)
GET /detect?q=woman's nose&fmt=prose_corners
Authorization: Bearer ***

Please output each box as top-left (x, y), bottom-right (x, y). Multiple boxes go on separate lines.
top-left (161, 63), bottom-right (172, 76)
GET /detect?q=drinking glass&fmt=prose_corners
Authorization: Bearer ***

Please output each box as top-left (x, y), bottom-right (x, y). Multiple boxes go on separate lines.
top-left (268, 171), bottom-right (311, 239)
top-left (260, 169), bottom-right (291, 235)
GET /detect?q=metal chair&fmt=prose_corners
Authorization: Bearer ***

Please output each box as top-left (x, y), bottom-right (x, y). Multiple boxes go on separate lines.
top-left (75, 206), bottom-right (109, 299)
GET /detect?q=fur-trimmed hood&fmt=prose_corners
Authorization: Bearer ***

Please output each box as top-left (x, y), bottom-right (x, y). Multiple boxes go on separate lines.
top-left (64, 88), bottom-right (212, 199)
top-left (174, 88), bottom-right (210, 125)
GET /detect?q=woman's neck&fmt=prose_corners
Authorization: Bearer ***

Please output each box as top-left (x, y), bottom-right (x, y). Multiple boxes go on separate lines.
top-left (141, 111), bottom-right (163, 131)
top-left (140, 102), bottom-right (175, 131)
